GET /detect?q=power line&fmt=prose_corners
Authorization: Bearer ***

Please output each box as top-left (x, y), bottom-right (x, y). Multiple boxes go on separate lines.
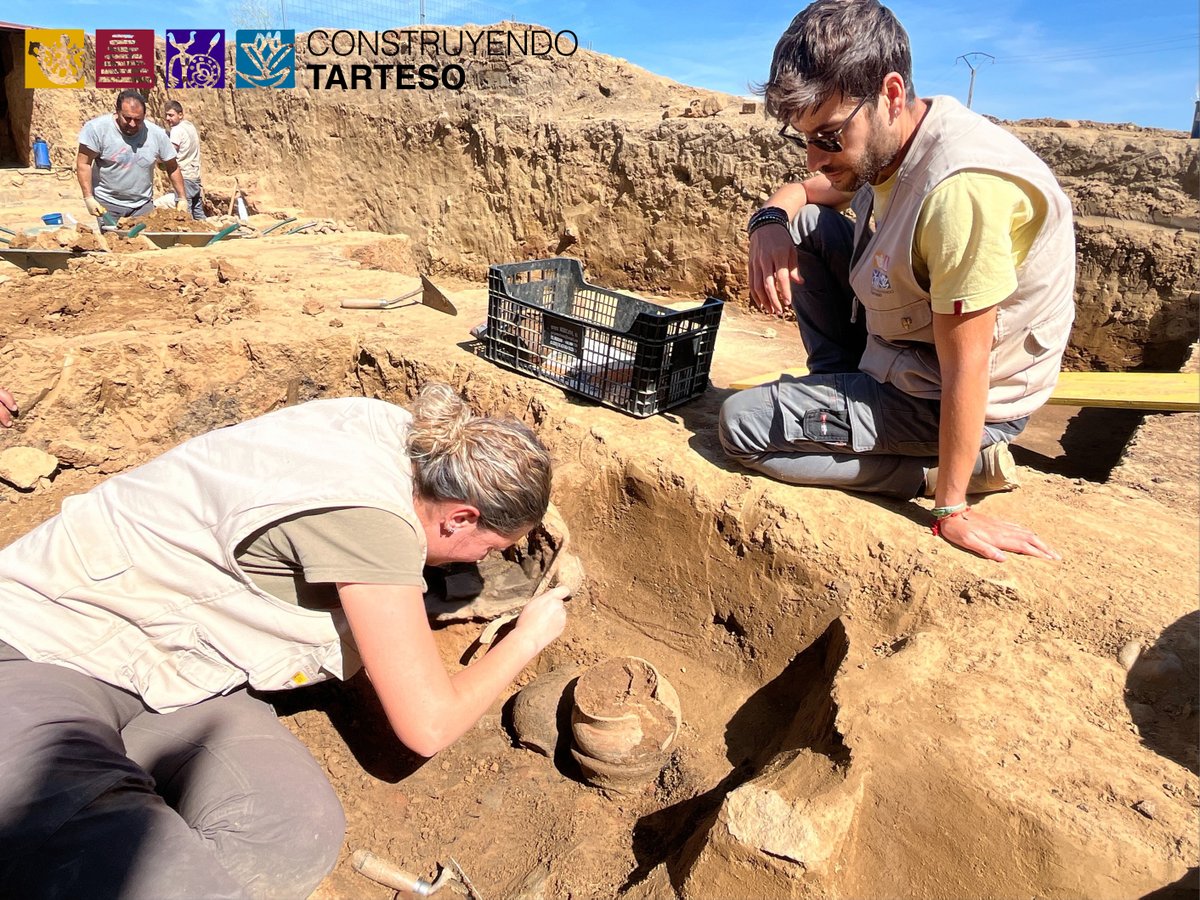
top-left (992, 34), bottom-right (1197, 65)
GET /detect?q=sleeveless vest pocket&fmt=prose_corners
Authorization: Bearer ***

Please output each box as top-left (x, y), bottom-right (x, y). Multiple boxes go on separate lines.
top-left (60, 494), bottom-right (132, 582)
top-left (122, 627), bottom-right (244, 709)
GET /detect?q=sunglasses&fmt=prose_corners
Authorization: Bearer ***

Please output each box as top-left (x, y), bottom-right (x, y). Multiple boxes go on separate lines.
top-left (778, 94), bottom-right (873, 153)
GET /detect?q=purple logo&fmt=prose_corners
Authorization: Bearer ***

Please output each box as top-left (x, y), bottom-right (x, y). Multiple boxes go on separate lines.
top-left (166, 30), bottom-right (225, 88)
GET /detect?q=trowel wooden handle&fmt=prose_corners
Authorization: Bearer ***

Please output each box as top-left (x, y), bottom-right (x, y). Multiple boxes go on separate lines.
top-left (351, 849), bottom-right (445, 895)
top-left (351, 849), bottom-right (427, 892)
top-left (340, 286), bottom-right (422, 310)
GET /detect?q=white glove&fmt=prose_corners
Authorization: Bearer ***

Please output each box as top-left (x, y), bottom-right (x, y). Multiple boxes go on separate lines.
top-left (84, 197), bottom-right (107, 217)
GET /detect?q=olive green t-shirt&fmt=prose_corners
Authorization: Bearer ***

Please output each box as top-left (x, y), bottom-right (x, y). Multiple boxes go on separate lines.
top-left (235, 506), bottom-right (426, 610)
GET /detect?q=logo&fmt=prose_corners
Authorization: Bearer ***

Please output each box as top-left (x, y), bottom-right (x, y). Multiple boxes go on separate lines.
top-left (96, 30), bottom-right (155, 89)
top-left (870, 251), bottom-right (892, 292)
top-left (25, 30), bottom-right (85, 88)
top-left (236, 30), bottom-right (296, 88)
top-left (166, 30), bottom-right (226, 88)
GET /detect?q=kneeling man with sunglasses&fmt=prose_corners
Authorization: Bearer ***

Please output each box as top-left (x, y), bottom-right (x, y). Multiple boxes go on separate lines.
top-left (720, 0), bottom-right (1075, 563)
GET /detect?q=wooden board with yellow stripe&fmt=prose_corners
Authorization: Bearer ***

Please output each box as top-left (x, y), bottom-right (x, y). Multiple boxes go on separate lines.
top-left (728, 368), bottom-right (1200, 412)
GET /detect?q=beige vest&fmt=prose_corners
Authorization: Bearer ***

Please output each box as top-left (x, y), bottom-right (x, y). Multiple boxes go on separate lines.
top-left (848, 96), bottom-right (1076, 421)
top-left (0, 398), bottom-right (424, 712)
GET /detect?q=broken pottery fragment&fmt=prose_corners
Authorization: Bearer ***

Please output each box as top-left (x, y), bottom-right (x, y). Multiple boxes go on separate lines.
top-left (511, 666), bottom-right (583, 757)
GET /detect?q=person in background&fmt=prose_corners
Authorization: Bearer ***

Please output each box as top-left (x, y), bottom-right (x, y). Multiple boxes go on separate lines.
top-left (164, 100), bottom-right (206, 220)
top-left (0, 384), bottom-right (569, 897)
top-left (76, 89), bottom-right (188, 222)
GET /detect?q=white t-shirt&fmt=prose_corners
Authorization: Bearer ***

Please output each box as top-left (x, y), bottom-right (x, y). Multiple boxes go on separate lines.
top-left (169, 119), bottom-right (202, 180)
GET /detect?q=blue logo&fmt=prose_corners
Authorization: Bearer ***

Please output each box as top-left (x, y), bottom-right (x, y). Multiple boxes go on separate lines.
top-left (235, 30), bottom-right (295, 88)
top-left (166, 30), bottom-right (225, 88)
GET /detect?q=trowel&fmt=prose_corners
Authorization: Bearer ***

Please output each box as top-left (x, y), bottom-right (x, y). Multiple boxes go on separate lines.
top-left (339, 275), bottom-right (458, 316)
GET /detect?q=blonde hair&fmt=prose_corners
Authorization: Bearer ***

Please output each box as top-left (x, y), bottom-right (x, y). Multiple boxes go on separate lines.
top-left (406, 383), bottom-right (552, 535)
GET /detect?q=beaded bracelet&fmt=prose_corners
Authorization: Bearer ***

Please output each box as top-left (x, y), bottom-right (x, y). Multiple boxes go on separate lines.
top-left (930, 505), bottom-right (971, 537)
top-left (747, 206), bottom-right (791, 235)
top-left (930, 501), bottom-right (969, 519)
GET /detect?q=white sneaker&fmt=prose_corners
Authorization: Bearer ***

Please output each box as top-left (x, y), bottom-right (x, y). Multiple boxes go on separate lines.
top-left (925, 442), bottom-right (1020, 497)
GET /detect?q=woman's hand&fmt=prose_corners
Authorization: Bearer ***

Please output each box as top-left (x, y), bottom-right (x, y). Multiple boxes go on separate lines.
top-left (0, 389), bottom-right (16, 428)
top-left (936, 508), bottom-right (1061, 563)
top-left (748, 224), bottom-right (801, 317)
top-left (511, 585), bottom-right (570, 655)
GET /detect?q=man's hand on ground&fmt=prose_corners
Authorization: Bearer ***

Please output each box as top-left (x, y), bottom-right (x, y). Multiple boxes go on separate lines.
top-left (937, 507), bottom-right (1061, 563)
top-left (84, 197), bottom-right (107, 217)
top-left (0, 389), bottom-right (17, 428)
top-left (748, 224), bottom-right (801, 317)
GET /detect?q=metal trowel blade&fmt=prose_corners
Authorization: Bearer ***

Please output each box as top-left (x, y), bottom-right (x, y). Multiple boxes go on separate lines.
top-left (420, 275), bottom-right (458, 316)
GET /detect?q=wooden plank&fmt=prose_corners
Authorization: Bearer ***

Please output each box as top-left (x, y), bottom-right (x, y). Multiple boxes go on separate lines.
top-left (1048, 371), bottom-right (1199, 412)
top-left (729, 368), bottom-right (1200, 412)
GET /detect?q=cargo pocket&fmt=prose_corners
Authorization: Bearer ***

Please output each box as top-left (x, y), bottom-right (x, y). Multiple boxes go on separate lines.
top-left (778, 374), bottom-right (853, 449)
top-left (800, 408), bottom-right (851, 446)
top-left (60, 493), bottom-right (132, 582)
top-left (862, 296), bottom-right (933, 343)
top-left (1025, 318), bottom-right (1059, 357)
top-left (123, 628), bottom-right (245, 710)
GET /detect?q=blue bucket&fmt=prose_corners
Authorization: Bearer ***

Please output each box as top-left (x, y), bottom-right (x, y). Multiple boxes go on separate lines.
top-left (41, 213), bottom-right (63, 226)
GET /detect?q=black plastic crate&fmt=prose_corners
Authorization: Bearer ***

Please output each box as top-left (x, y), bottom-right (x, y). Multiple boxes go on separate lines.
top-left (483, 258), bottom-right (724, 418)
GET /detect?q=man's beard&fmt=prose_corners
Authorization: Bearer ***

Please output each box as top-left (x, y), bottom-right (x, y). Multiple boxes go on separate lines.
top-left (834, 112), bottom-right (902, 192)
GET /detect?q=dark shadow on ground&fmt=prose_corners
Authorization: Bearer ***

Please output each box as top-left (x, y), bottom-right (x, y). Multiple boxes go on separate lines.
top-left (1141, 868), bottom-right (1200, 899)
top-left (1127, 612), bottom-right (1199, 899)
top-left (1011, 406), bottom-right (1145, 481)
top-left (620, 618), bottom-right (849, 894)
top-left (1125, 611), bottom-right (1199, 776)
top-left (259, 672), bottom-right (430, 784)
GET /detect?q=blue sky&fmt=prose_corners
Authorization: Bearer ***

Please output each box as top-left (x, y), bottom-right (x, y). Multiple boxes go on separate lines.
top-left (7, 0), bottom-right (1196, 130)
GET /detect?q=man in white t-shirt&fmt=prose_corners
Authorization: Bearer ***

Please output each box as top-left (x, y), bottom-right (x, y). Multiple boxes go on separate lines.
top-left (163, 100), bottom-right (205, 220)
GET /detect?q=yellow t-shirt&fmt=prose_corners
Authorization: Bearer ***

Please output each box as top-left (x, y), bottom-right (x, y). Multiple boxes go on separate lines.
top-left (873, 170), bottom-right (1046, 315)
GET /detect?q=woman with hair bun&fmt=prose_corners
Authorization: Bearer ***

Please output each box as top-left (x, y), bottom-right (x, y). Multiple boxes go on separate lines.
top-left (0, 384), bottom-right (569, 898)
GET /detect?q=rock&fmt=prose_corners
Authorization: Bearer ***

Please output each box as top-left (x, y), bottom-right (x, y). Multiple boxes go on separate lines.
top-left (301, 299), bottom-right (325, 316)
top-left (215, 260), bottom-right (244, 284)
top-left (0, 446), bottom-right (59, 490)
top-left (1132, 799), bottom-right (1156, 820)
top-left (194, 303), bottom-right (220, 325)
top-left (48, 439), bottom-right (109, 469)
top-left (741, 102), bottom-right (757, 114)
top-left (1132, 651), bottom-right (1184, 685)
top-left (328, 318), bottom-right (344, 328)
top-left (1117, 640), bottom-right (1142, 671)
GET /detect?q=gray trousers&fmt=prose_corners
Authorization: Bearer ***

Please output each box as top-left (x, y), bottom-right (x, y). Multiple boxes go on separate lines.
top-left (184, 177), bottom-right (207, 220)
top-left (0, 643), bottom-right (345, 899)
top-left (719, 205), bottom-right (1025, 499)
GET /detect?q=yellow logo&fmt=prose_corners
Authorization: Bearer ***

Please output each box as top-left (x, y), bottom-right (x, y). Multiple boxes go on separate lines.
top-left (26, 30), bottom-right (86, 89)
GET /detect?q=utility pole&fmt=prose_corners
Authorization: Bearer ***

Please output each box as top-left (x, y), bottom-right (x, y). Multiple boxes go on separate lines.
top-left (955, 52), bottom-right (994, 109)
